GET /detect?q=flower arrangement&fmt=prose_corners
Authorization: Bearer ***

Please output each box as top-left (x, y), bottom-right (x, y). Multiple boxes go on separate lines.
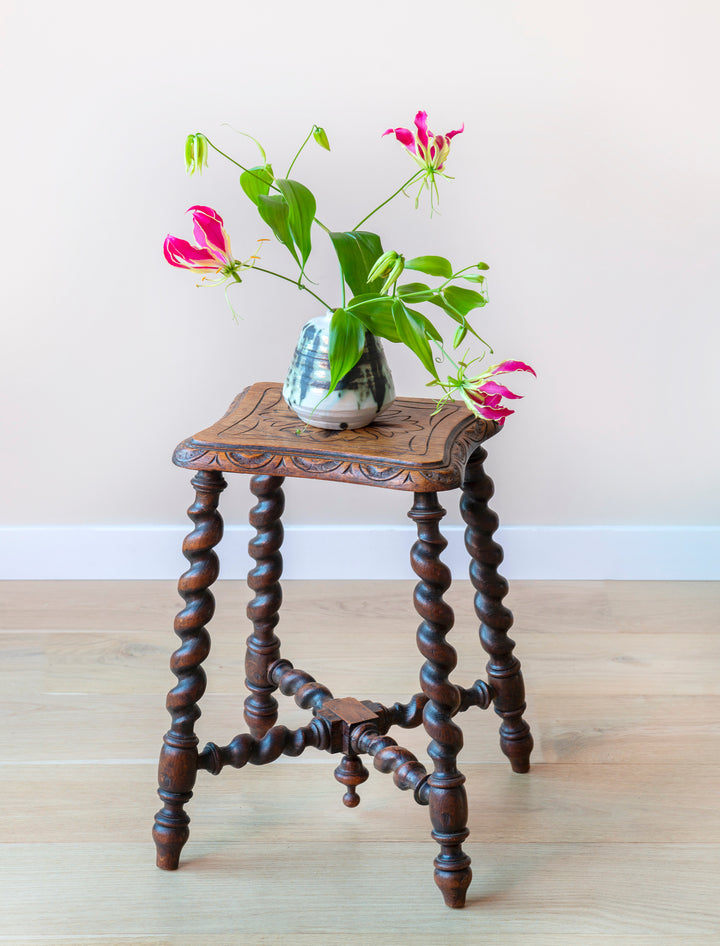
top-left (164, 111), bottom-right (535, 424)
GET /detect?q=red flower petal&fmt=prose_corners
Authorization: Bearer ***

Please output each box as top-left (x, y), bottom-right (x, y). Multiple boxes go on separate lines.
top-left (477, 380), bottom-right (523, 399)
top-left (188, 206), bottom-right (232, 263)
top-left (414, 110), bottom-right (430, 150)
top-left (383, 126), bottom-right (417, 154)
top-left (446, 124), bottom-right (464, 140)
top-left (476, 403), bottom-right (515, 421)
top-left (163, 235), bottom-right (220, 272)
top-left (187, 204), bottom-right (224, 225)
top-left (490, 360), bottom-right (537, 377)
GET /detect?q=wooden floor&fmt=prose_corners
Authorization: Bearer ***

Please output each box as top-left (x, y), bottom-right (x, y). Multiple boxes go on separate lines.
top-left (1, 579), bottom-right (719, 945)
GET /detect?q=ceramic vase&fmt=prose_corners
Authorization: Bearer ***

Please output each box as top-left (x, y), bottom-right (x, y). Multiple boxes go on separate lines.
top-left (283, 312), bottom-right (395, 430)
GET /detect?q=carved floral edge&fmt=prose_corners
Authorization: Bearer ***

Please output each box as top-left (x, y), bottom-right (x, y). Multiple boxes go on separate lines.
top-left (172, 421), bottom-right (498, 492)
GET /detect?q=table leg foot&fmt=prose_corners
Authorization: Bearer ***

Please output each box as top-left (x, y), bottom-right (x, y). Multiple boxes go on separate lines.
top-left (153, 831), bottom-right (187, 871)
top-left (435, 871), bottom-right (472, 909)
top-left (498, 707), bottom-right (534, 773)
top-left (434, 857), bottom-right (473, 908)
top-left (153, 778), bottom-right (192, 870)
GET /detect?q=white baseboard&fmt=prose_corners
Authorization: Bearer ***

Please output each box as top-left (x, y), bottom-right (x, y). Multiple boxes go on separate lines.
top-left (1, 525), bottom-right (718, 580)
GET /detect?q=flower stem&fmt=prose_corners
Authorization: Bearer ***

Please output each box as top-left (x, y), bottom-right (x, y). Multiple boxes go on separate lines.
top-left (204, 135), bottom-right (331, 233)
top-left (338, 258), bottom-right (346, 308)
top-left (451, 265), bottom-right (477, 278)
top-left (205, 137), bottom-right (269, 182)
top-left (286, 127), bottom-right (315, 178)
top-left (352, 171), bottom-right (424, 230)
top-left (434, 341), bottom-right (460, 371)
top-left (250, 264), bottom-right (332, 310)
top-left (439, 265), bottom-right (486, 288)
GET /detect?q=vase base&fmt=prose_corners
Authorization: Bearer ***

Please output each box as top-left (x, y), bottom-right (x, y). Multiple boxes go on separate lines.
top-left (285, 398), bottom-right (395, 430)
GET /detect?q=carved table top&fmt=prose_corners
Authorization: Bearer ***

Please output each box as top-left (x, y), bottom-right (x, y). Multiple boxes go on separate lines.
top-left (173, 382), bottom-right (498, 492)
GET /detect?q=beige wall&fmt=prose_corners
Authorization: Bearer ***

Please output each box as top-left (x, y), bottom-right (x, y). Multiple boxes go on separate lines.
top-left (2, 2), bottom-right (719, 554)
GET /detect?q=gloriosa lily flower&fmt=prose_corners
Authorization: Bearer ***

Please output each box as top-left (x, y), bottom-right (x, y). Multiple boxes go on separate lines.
top-left (164, 206), bottom-right (266, 286)
top-left (383, 110), bottom-right (464, 174)
top-left (456, 360), bottom-right (537, 424)
top-left (164, 205), bottom-right (236, 274)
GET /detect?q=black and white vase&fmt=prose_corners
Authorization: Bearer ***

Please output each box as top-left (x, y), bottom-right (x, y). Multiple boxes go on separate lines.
top-left (283, 311), bottom-right (396, 430)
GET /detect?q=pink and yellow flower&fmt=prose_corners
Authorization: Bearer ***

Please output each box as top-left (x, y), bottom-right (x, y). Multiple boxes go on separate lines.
top-left (164, 205), bottom-right (236, 274)
top-left (459, 360), bottom-right (536, 424)
top-left (383, 110), bottom-right (464, 173)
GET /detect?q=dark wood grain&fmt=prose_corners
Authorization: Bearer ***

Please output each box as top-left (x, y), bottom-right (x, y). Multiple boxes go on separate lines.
top-left (352, 727), bottom-right (430, 802)
top-left (173, 382), bottom-right (497, 492)
top-left (269, 657), bottom-right (334, 712)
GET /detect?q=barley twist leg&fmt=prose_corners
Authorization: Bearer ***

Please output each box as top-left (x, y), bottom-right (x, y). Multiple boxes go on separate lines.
top-left (244, 474), bottom-right (285, 739)
top-left (153, 470), bottom-right (226, 869)
top-left (409, 491), bottom-right (472, 909)
top-left (461, 447), bottom-right (533, 772)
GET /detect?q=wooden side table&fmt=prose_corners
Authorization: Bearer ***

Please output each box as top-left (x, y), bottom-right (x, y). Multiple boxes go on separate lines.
top-left (152, 382), bottom-right (533, 909)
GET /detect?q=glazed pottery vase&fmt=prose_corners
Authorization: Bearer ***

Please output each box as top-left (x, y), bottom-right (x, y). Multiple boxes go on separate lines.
top-left (283, 311), bottom-right (395, 430)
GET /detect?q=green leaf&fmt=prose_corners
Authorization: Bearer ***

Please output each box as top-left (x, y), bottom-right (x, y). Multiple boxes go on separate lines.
top-left (404, 255), bottom-right (453, 279)
top-left (347, 293), bottom-right (394, 310)
top-left (392, 300), bottom-right (439, 379)
top-left (427, 294), bottom-right (464, 325)
top-left (443, 285), bottom-right (487, 316)
top-left (240, 164), bottom-right (274, 206)
top-left (328, 230), bottom-right (384, 296)
top-left (328, 308), bottom-right (366, 392)
top-left (313, 126), bottom-right (330, 151)
top-left (403, 306), bottom-right (443, 343)
top-left (427, 294), bottom-right (488, 347)
top-left (429, 293), bottom-right (486, 341)
top-left (275, 178), bottom-right (316, 274)
top-left (397, 282), bottom-right (436, 302)
top-left (257, 194), bottom-right (300, 267)
top-left (346, 294), bottom-right (399, 342)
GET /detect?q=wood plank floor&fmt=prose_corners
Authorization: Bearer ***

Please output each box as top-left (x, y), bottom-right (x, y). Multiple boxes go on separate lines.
top-left (1, 580), bottom-right (719, 944)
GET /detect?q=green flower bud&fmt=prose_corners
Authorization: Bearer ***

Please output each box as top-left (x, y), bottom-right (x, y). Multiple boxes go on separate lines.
top-left (185, 133), bottom-right (209, 175)
top-left (367, 250), bottom-right (399, 283)
top-left (185, 134), bottom-right (196, 174)
top-left (380, 255), bottom-right (405, 294)
top-left (196, 133), bottom-right (208, 173)
top-left (313, 125), bottom-right (330, 151)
